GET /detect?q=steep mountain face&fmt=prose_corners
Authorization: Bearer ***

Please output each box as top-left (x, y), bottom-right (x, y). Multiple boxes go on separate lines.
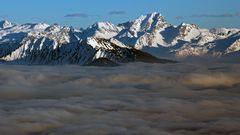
top-left (225, 39), bottom-right (240, 54)
top-left (0, 22), bottom-right (173, 65)
top-left (0, 12), bottom-right (239, 65)
top-left (116, 12), bottom-right (169, 49)
top-left (77, 12), bottom-right (240, 58)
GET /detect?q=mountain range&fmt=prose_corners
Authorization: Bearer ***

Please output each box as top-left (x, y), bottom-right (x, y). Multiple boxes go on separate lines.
top-left (0, 12), bottom-right (239, 65)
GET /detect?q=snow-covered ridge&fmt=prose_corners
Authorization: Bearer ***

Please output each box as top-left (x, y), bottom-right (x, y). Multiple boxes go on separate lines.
top-left (0, 12), bottom-right (239, 64)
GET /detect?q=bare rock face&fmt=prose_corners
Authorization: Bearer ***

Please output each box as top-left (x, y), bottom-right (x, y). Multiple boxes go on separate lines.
top-left (87, 58), bottom-right (119, 67)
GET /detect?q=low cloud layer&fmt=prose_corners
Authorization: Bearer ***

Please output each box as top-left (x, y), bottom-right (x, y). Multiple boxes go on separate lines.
top-left (0, 62), bottom-right (239, 135)
top-left (182, 73), bottom-right (240, 88)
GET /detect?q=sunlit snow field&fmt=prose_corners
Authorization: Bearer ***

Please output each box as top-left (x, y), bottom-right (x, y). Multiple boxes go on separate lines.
top-left (0, 61), bottom-right (240, 135)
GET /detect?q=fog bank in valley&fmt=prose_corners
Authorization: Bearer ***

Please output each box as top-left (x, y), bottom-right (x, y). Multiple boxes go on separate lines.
top-left (0, 62), bottom-right (239, 135)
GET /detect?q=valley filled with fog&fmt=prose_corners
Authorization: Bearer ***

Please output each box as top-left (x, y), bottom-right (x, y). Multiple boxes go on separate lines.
top-left (0, 62), bottom-right (239, 135)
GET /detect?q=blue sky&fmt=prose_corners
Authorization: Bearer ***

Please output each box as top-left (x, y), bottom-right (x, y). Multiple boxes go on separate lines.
top-left (0, 0), bottom-right (239, 28)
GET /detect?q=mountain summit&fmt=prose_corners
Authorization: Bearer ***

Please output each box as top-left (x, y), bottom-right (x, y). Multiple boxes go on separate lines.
top-left (0, 20), bottom-right (15, 29)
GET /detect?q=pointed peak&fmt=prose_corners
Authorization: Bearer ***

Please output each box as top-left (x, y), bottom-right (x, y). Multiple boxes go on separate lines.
top-left (127, 12), bottom-right (168, 32)
top-left (147, 12), bottom-right (164, 19)
top-left (136, 12), bottom-right (164, 20)
top-left (91, 21), bottom-right (116, 29)
top-left (180, 22), bottom-right (197, 26)
top-left (179, 22), bottom-right (187, 26)
top-left (0, 20), bottom-right (15, 29)
top-left (147, 12), bottom-right (162, 17)
top-left (0, 20), bottom-right (10, 23)
top-left (45, 23), bottom-right (62, 32)
top-left (134, 12), bottom-right (166, 24)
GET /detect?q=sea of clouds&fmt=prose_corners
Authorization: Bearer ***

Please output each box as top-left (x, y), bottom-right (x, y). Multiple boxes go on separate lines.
top-left (0, 62), bottom-right (239, 135)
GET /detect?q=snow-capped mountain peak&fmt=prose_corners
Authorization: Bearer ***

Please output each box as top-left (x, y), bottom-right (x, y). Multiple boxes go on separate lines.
top-left (82, 21), bottom-right (122, 39)
top-left (0, 20), bottom-right (15, 29)
top-left (45, 24), bottom-right (63, 32)
top-left (31, 23), bottom-right (50, 31)
top-left (128, 12), bottom-right (168, 34)
top-left (0, 12), bottom-right (239, 64)
top-left (92, 22), bottom-right (116, 29)
top-left (176, 23), bottom-right (201, 41)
